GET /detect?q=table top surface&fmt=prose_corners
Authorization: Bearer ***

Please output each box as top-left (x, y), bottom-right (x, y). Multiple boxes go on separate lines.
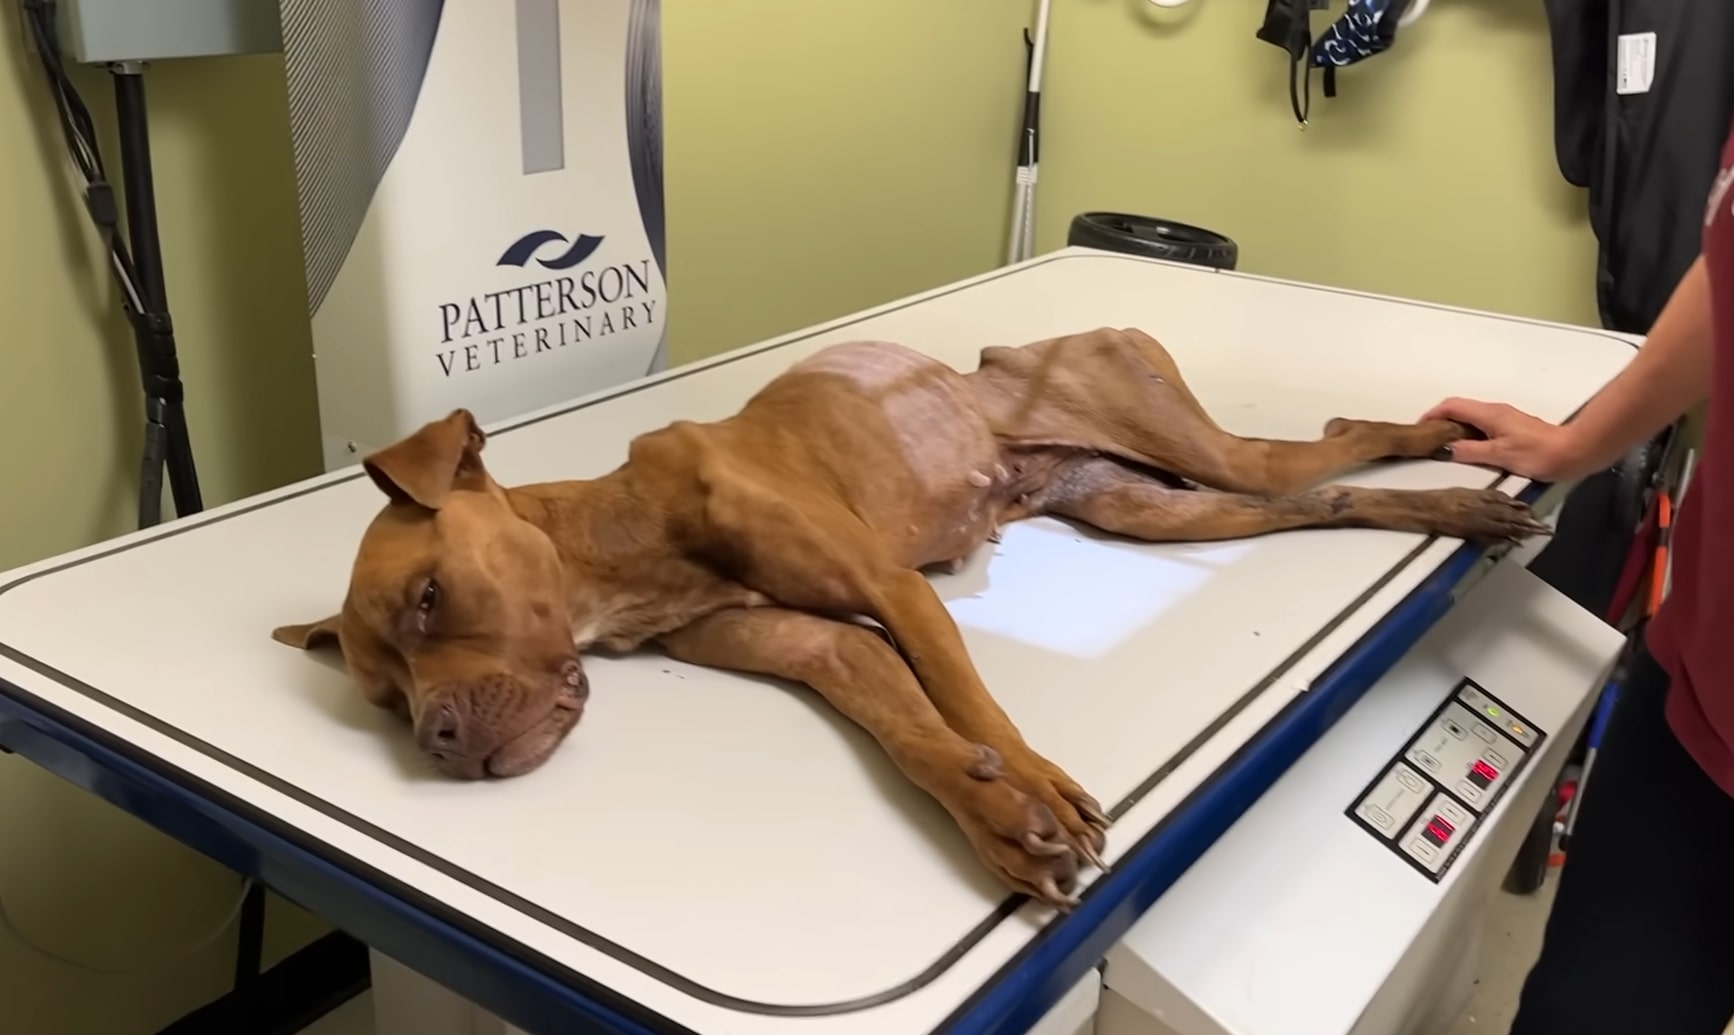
top-left (0, 250), bottom-right (1638, 1035)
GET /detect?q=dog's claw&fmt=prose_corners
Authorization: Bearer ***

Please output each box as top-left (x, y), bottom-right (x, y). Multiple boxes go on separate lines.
top-left (1076, 838), bottom-right (1109, 874)
top-left (1022, 831), bottom-right (1072, 857)
top-left (1037, 876), bottom-right (1081, 911)
top-left (1075, 796), bottom-right (1111, 829)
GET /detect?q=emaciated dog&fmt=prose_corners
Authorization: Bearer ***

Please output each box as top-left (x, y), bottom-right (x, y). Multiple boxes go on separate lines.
top-left (273, 327), bottom-right (1546, 910)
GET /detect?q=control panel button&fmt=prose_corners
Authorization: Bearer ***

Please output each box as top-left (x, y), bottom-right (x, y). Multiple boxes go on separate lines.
top-left (1434, 797), bottom-right (1472, 828)
top-left (1397, 790), bottom-right (1481, 874)
top-left (1410, 749), bottom-right (1441, 773)
top-left (1354, 762), bottom-right (1431, 839)
top-left (1399, 701), bottom-right (1528, 815)
top-left (1352, 679), bottom-right (1540, 880)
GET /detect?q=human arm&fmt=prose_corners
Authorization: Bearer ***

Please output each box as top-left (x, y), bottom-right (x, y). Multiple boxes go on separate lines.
top-left (1423, 254), bottom-right (1715, 482)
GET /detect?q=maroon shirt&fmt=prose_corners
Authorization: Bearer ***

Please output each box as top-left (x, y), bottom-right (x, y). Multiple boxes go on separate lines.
top-left (1647, 115), bottom-right (1734, 798)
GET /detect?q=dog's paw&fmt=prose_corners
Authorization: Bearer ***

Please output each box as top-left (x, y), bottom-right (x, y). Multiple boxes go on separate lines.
top-left (1324, 417), bottom-right (1474, 460)
top-left (1429, 487), bottom-right (1552, 543)
top-left (943, 746), bottom-right (1098, 910)
top-left (1004, 750), bottom-right (1111, 867)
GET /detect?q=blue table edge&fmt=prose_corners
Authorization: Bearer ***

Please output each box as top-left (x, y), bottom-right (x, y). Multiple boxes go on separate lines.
top-left (0, 480), bottom-right (1548, 1035)
top-left (939, 478), bottom-right (1548, 1035)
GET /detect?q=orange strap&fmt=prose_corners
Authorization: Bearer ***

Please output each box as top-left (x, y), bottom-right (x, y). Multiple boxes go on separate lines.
top-left (1648, 490), bottom-right (1674, 617)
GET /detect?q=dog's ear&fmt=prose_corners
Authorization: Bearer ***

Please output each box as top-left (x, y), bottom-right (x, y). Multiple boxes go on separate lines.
top-left (272, 613), bottom-right (343, 652)
top-left (362, 409), bottom-right (488, 510)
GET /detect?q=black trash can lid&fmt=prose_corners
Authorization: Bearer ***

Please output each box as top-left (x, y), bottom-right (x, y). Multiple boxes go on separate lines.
top-left (1066, 211), bottom-right (1239, 271)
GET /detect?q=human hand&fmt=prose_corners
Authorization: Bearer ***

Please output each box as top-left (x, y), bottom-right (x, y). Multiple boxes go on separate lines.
top-left (1420, 398), bottom-right (1592, 482)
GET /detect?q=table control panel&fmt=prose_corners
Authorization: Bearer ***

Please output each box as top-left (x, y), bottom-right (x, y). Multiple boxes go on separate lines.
top-left (1345, 677), bottom-right (1545, 881)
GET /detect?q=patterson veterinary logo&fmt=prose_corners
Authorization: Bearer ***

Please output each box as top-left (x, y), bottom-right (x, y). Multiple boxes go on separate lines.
top-left (498, 229), bottom-right (606, 270)
top-left (433, 229), bottom-right (661, 378)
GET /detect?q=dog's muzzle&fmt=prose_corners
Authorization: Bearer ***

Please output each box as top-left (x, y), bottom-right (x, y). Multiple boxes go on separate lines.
top-left (416, 657), bottom-right (588, 779)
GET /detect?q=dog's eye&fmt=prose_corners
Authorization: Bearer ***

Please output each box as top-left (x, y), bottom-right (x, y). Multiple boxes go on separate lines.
top-left (415, 579), bottom-right (440, 630)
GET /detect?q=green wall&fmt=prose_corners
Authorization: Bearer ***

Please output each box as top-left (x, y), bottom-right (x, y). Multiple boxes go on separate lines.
top-left (0, 22), bottom-right (324, 1035)
top-left (0, 1), bottom-right (1592, 1031)
top-left (1030, 0), bottom-right (1597, 326)
top-left (663, 2), bottom-right (1036, 360)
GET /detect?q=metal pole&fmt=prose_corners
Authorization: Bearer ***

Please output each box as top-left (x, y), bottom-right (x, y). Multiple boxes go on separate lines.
top-left (1007, 0), bottom-right (1052, 265)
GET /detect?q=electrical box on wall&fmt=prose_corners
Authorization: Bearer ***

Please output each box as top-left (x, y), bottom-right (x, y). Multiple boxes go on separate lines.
top-left (52, 0), bottom-right (282, 64)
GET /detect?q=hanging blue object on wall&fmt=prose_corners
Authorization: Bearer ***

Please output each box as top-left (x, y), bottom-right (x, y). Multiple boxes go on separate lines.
top-left (1311, 0), bottom-right (1417, 97)
top-left (1255, 0), bottom-right (1416, 126)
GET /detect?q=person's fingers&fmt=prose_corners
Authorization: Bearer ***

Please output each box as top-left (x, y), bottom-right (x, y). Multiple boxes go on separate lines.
top-left (1422, 397), bottom-right (1503, 429)
top-left (1442, 437), bottom-right (1502, 467)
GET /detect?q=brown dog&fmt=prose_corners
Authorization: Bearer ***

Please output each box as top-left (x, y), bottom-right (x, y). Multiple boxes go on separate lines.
top-left (273, 327), bottom-right (1546, 909)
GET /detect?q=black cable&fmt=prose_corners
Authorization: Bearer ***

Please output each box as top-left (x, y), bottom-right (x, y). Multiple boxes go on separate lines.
top-left (22, 5), bottom-right (102, 179)
top-left (24, 4), bottom-right (105, 195)
top-left (17, 0), bottom-right (202, 528)
top-left (19, 1), bottom-right (145, 316)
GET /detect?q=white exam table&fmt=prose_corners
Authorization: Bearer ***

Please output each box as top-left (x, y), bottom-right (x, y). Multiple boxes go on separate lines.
top-left (0, 249), bottom-right (1636, 1035)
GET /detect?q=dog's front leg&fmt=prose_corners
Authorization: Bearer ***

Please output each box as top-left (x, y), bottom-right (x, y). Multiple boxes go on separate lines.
top-left (855, 567), bottom-right (1112, 853)
top-left (657, 607), bottom-right (1098, 908)
top-left (692, 469), bottom-right (1111, 862)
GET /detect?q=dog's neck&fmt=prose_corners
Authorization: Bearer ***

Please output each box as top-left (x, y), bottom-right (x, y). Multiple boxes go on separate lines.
top-left (507, 473), bottom-right (646, 562)
top-left (503, 474), bottom-right (749, 652)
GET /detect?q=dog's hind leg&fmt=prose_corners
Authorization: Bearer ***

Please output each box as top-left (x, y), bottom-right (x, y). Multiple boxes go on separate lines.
top-left (657, 607), bottom-right (1099, 908)
top-left (972, 327), bottom-right (1476, 498)
top-left (1037, 456), bottom-right (1551, 543)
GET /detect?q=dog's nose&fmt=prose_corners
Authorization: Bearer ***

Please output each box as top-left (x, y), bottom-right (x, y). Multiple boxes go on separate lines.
top-left (418, 699), bottom-right (466, 754)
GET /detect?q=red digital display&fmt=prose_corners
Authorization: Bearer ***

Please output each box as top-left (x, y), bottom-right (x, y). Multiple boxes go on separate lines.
top-left (1472, 760), bottom-right (1500, 782)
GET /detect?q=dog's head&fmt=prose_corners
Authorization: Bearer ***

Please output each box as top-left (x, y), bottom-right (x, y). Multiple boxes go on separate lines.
top-left (273, 409), bottom-right (587, 779)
